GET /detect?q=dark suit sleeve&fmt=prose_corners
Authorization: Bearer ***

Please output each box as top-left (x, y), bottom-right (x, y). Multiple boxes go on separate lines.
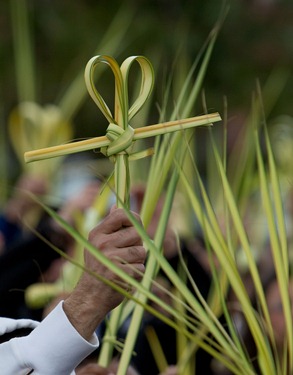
top-left (0, 217), bottom-right (61, 319)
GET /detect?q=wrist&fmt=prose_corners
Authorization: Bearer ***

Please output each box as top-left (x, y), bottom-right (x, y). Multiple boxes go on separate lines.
top-left (63, 286), bottom-right (105, 341)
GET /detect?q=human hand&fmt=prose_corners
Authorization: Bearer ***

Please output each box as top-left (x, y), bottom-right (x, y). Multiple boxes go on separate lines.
top-left (82, 206), bottom-right (146, 309)
top-left (63, 207), bottom-right (146, 340)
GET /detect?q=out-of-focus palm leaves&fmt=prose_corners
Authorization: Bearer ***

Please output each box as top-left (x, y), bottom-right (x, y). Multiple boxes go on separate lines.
top-left (8, 102), bottom-right (73, 176)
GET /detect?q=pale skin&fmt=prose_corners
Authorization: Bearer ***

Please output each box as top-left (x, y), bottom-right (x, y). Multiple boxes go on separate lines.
top-left (63, 207), bottom-right (146, 342)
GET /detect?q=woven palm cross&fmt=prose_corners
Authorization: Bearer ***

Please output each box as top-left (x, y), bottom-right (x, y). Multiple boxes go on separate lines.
top-left (24, 55), bottom-right (221, 206)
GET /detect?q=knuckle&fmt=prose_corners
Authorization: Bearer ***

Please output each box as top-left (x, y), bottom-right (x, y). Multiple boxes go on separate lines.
top-left (128, 226), bottom-right (142, 244)
top-left (89, 234), bottom-right (109, 251)
top-left (114, 208), bottom-right (125, 220)
top-left (137, 263), bottom-right (146, 275)
top-left (132, 264), bottom-right (145, 279)
top-left (137, 245), bottom-right (147, 262)
top-left (116, 229), bottom-right (126, 241)
top-left (128, 245), bottom-right (146, 263)
top-left (128, 246), bottom-right (137, 258)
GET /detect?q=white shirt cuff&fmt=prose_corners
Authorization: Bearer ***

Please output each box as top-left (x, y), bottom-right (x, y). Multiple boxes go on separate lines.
top-left (12, 301), bottom-right (99, 374)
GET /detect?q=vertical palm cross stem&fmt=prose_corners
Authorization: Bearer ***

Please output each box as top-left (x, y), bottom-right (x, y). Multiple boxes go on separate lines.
top-left (87, 54), bottom-right (152, 208)
top-left (24, 55), bottom-right (221, 368)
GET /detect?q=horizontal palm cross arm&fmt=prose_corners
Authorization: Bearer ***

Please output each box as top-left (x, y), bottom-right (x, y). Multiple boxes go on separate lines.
top-left (24, 112), bottom-right (221, 163)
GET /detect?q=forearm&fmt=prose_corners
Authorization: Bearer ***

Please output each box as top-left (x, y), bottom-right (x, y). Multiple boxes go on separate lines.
top-left (63, 281), bottom-right (108, 342)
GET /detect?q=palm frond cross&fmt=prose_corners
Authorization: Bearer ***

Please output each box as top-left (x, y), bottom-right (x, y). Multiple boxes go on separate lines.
top-left (24, 55), bottom-right (221, 206)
